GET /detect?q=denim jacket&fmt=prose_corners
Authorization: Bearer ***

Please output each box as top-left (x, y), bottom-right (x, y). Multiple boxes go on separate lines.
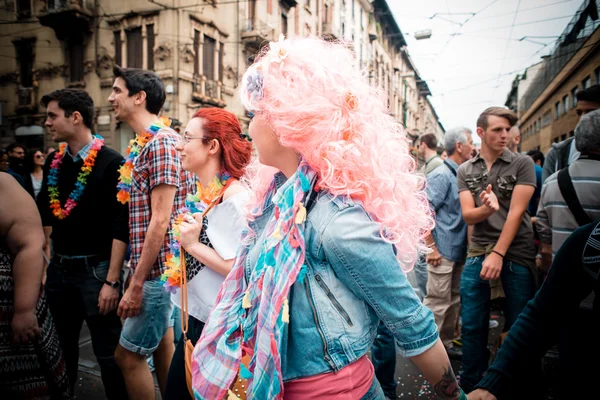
top-left (245, 173), bottom-right (438, 381)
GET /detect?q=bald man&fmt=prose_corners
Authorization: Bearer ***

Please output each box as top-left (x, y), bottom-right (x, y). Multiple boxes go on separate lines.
top-left (507, 126), bottom-right (521, 153)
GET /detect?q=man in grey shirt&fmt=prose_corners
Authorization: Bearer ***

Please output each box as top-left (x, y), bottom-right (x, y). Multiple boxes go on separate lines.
top-left (457, 106), bottom-right (537, 394)
top-left (537, 109), bottom-right (600, 269)
top-left (418, 133), bottom-right (443, 175)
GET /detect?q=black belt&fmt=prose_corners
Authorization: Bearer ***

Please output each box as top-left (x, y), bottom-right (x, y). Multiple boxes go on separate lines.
top-left (53, 254), bottom-right (104, 268)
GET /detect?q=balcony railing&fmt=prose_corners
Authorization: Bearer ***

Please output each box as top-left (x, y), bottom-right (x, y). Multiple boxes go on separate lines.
top-left (38, 0), bottom-right (92, 40)
top-left (16, 87), bottom-right (38, 114)
top-left (241, 18), bottom-right (273, 48)
top-left (192, 77), bottom-right (226, 108)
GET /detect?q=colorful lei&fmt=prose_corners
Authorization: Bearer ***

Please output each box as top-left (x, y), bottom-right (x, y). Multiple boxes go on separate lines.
top-left (116, 117), bottom-right (171, 204)
top-left (48, 136), bottom-right (104, 220)
top-left (161, 172), bottom-right (233, 292)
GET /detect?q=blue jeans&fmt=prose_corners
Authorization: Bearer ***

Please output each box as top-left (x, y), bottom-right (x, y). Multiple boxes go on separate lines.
top-left (370, 321), bottom-right (397, 399)
top-left (459, 255), bottom-right (535, 392)
top-left (413, 255), bottom-right (428, 301)
top-left (119, 278), bottom-right (174, 355)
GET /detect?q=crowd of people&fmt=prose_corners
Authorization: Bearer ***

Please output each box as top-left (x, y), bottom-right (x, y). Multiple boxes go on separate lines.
top-left (0, 35), bottom-right (598, 400)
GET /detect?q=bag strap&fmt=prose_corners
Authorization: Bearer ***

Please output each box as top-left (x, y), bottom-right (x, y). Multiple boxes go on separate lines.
top-left (557, 167), bottom-right (592, 227)
top-left (443, 160), bottom-right (457, 177)
top-left (180, 179), bottom-right (234, 339)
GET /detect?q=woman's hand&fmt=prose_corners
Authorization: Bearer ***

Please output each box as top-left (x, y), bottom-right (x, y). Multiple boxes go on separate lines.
top-left (12, 310), bottom-right (40, 344)
top-left (179, 214), bottom-right (203, 251)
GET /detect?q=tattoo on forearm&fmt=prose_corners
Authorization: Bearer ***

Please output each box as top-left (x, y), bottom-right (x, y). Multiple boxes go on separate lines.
top-left (433, 363), bottom-right (460, 399)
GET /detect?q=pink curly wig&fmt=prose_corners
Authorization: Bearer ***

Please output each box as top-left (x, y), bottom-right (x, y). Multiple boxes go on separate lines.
top-left (240, 36), bottom-right (434, 269)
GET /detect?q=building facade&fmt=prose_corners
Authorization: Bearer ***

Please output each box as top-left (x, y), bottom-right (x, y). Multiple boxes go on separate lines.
top-left (0, 0), bottom-right (443, 153)
top-left (516, 0), bottom-right (600, 153)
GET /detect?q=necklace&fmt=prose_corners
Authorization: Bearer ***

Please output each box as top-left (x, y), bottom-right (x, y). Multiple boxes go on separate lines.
top-left (116, 117), bottom-right (171, 204)
top-left (48, 136), bottom-right (104, 220)
top-left (161, 173), bottom-right (233, 292)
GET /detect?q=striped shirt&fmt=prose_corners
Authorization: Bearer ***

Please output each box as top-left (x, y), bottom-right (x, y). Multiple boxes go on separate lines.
top-left (536, 158), bottom-right (600, 257)
top-left (129, 129), bottom-right (195, 279)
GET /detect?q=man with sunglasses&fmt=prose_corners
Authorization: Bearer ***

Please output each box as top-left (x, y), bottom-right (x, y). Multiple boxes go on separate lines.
top-left (108, 66), bottom-right (194, 399)
top-left (542, 84), bottom-right (600, 182)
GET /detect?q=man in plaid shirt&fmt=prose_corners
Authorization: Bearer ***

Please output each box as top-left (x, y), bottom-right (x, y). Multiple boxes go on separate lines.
top-left (109, 66), bottom-right (194, 398)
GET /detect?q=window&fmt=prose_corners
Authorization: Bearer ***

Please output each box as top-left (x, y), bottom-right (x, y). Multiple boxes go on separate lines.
top-left (68, 38), bottom-right (84, 82)
top-left (553, 137), bottom-right (559, 143)
top-left (203, 35), bottom-right (216, 80)
top-left (542, 110), bottom-right (551, 127)
top-left (146, 24), bottom-right (155, 71)
top-left (583, 76), bottom-right (591, 89)
top-left (538, 117), bottom-right (541, 131)
top-left (126, 27), bottom-right (142, 69)
top-left (562, 95), bottom-right (568, 114)
top-left (219, 42), bottom-right (224, 81)
top-left (193, 30), bottom-right (200, 76)
top-left (561, 133), bottom-right (567, 141)
top-left (114, 22), bottom-right (155, 69)
top-left (114, 31), bottom-right (122, 67)
top-left (16, 0), bottom-right (31, 19)
top-left (555, 101), bottom-right (560, 118)
top-left (571, 86), bottom-right (578, 109)
top-left (281, 13), bottom-right (288, 36)
top-left (14, 38), bottom-right (34, 88)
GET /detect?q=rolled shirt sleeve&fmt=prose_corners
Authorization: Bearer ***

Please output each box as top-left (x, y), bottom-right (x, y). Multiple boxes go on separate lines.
top-left (322, 201), bottom-right (438, 357)
top-left (147, 133), bottom-right (182, 190)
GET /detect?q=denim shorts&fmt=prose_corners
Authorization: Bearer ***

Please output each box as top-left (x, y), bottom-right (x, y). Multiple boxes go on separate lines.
top-left (119, 278), bottom-right (174, 356)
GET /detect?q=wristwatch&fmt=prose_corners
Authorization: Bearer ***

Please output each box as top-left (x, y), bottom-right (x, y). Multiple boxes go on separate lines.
top-left (104, 280), bottom-right (121, 288)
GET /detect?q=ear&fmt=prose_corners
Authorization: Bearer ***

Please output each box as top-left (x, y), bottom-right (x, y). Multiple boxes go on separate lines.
top-left (134, 90), bottom-right (147, 106)
top-left (208, 138), bottom-right (220, 156)
top-left (71, 111), bottom-right (83, 125)
top-left (515, 133), bottom-right (521, 145)
top-left (476, 127), bottom-right (484, 139)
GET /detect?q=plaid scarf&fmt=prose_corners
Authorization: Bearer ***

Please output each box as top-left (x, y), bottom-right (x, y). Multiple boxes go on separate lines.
top-left (192, 161), bottom-right (318, 399)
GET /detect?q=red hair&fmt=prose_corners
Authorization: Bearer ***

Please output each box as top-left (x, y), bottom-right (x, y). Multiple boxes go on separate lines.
top-left (191, 108), bottom-right (253, 179)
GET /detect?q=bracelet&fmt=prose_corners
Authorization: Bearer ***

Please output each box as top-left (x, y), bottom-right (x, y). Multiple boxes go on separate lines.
top-left (491, 250), bottom-right (505, 258)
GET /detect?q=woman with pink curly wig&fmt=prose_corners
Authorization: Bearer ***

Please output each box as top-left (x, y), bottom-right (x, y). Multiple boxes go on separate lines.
top-left (191, 36), bottom-right (467, 400)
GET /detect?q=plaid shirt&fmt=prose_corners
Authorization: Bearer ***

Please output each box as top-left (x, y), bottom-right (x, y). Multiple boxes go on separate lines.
top-left (129, 128), bottom-right (195, 279)
top-left (65, 138), bottom-right (94, 162)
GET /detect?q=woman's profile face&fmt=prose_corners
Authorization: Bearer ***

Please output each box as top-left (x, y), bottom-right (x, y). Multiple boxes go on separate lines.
top-left (248, 115), bottom-right (282, 167)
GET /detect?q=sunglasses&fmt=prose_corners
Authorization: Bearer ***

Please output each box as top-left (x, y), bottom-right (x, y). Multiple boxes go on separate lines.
top-left (35, 154), bottom-right (45, 159)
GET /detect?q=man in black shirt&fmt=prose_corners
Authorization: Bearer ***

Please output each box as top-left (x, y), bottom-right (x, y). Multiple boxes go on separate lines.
top-left (467, 219), bottom-right (600, 399)
top-left (37, 89), bottom-right (128, 399)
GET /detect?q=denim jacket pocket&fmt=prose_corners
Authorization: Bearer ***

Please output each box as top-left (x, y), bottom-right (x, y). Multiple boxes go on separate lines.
top-left (314, 273), bottom-right (354, 327)
top-left (496, 174), bottom-right (517, 200)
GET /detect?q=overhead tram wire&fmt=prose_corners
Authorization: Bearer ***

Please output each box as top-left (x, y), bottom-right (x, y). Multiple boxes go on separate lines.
top-left (494, 0), bottom-right (522, 97)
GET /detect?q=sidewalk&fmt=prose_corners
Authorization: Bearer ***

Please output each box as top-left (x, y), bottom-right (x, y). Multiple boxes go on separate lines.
top-left (74, 323), bottom-right (161, 400)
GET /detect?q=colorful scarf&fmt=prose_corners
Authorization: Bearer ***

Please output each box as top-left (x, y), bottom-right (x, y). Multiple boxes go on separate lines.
top-left (191, 160), bottom-right (318, 400)
top-left (116, 117), bottom-right (170, 204)
top-left (160, 173), bottom-right (233, 292)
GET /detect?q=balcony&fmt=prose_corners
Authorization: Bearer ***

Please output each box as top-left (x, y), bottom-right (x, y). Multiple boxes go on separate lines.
top-left (322, 23), bottom-right (337, 41)
top-left (38, 0), bottom-right (93, 40)
top-left (16, 87), bottom-right (38, 115)
top-left (280, 0), bottom-right (298, 9)
top-left (192, 77), bottom-right (226, 108)
top-left (241, 18), bottom-right (273, 50)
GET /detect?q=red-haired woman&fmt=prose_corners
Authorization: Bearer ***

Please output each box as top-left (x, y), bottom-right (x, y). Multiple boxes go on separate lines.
top-left (163, 108), bottom-right (253, 400)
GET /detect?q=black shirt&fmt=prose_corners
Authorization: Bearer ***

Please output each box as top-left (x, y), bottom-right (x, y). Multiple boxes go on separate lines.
top-left (37, 146), bottom-right (129, 258)
top-left (477, 219), bottom-right (600, 399)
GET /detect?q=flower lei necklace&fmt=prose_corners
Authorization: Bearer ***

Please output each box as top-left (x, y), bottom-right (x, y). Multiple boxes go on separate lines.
top-left (161, 172), bottom-right (234, 292)
top-left (116, 116), bottom-right (171, 204)
top-left (48, 136), bottom-right (104, 220)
